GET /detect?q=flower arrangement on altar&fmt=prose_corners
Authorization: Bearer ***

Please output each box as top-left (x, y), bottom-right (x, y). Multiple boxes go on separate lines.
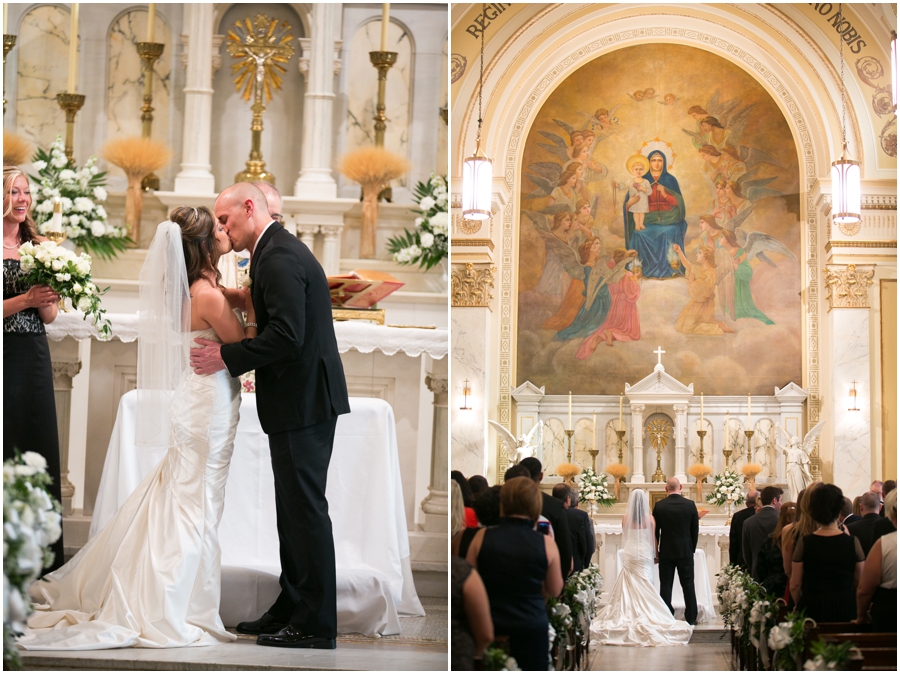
top-left (547, 565), bottom-right (604, 671)
top-left (705, 467), bottom-right (746, 507)
top-left (578, 467), bottom-right (615, 507)
top-left (30, 136), bottom-right (130, 260)
top-left (18, 240), bottom-right (111, 339)
top-left (3, 453), bottom-right (62, 669)
top-left (387, 174), bottom-right (449, 269)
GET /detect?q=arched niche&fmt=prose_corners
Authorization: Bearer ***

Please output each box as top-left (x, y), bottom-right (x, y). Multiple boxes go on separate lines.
top-left (211, 3), bottom-right (306, 191)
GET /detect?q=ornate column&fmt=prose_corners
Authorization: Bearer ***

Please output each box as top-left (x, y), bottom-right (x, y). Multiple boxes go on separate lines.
top-left (717, 539), bottom-right (730, 570)
top-left (174, 5), bottom-right (220, 193)
top-left (420, 358), bottom-right (448, 532)
top-left (630, 403), bottom-right (646, 482)
top-left (296, 224), bottom-right (318, 252)
top-left (320, 224), bottom-right (342, 276)
top-left (51, 357), bottom-right (82, 517)
top-left (294, 3), bottom-right (341, 199)
top-left (673, 403), bottom-right (688, 483)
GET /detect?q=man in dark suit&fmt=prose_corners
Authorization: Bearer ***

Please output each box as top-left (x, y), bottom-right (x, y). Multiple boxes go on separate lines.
top-left (848, 491), bottom-right (884, 556)
top-left (652, 477), bottom-right (699, 625)
top-left (742, 485), bottom-right (783, 581)
top-left (191, 182), bottom-right (350, 649)
top-left (728, 490), bottom-right (758, 569)
top-left (552, 484), bottom-right (587, 573)
top-left (568, 486), bottom-right (597, 569)
top-left (520, 457), bottom-right (573, 584)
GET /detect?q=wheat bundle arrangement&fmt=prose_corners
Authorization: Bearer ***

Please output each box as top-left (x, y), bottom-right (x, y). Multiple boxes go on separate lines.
top-left (101, 137), bottom-right (171, 246)
top-left (688, 463), bottom-right (713, 502)
top-left (339, 147), bottom-right (409, 258)
top-left (741, 462), bottom-right (763, 492)
top-left (3, 131), bottom-right (32, 167)
top-left (555, 462), bottom-right (580, 484)
top-left (605, 462), bottom-right (629, 501)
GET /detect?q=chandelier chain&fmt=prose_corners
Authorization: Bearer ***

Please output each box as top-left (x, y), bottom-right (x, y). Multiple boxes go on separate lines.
top-left (477, 3), bottom-right (485, 144)
top-left (839, 2), bottom-right (846, 151)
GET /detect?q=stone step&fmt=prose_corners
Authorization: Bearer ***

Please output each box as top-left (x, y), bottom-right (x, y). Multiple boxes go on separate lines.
top-left (691, 624), bottom-right (729, 643)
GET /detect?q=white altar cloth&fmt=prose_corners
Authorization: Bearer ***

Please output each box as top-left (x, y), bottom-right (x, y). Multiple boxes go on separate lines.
top-left (90, 390), bottom-right (424, 636)
top-left (46, 311), bottom-right (448, 359)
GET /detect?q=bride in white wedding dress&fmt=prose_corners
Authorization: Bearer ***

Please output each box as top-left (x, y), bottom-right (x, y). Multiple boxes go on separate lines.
top-left (20, 208), bottom-right (256, 650)
top-left (590, 489), bottom-right (693, 647)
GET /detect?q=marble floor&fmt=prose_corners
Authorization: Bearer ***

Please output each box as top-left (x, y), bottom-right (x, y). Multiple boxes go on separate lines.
top-left (588, 622), bottom-right (733, 671)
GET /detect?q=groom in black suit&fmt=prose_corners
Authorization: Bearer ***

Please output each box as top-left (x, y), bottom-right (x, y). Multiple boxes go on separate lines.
top-left (191, 182), bottom-right (350, 649)
top-left (652, 477), bottom-right (699, 625)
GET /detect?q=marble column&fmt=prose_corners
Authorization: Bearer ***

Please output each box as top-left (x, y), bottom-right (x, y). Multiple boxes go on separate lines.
top-left (673, 403), bottom-right (688, 483)
top-left (174, 4), bottom-right (216, 193)
top-left (51, 348), bottom-right (82, 517)
top-left (296, 224), bottom-right (318, 252)
top-left (294, 3), bottom-right (339, 199)
top-left (320, 224), bottom-right (342, 276)
top-left (717, 539), bottom-right (730, 570)
top-left (630, 404), bottom-right (646, 483)
top-left (420, 359), bottom-right (448, 533)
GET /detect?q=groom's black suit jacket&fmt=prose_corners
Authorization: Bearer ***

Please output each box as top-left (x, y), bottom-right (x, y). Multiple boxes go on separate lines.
top-left (652, 493), bottom-right (699, 559)
top-left (221, 222), bottom-right (350, 433)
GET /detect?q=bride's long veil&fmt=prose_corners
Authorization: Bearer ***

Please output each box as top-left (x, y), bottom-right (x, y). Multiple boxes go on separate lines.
top-left (622, 489), bottom-right (655, 575)
top-left (135, 221), bottom-right (191, 447)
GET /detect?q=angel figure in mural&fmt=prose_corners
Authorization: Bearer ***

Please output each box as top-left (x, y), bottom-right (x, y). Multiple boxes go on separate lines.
top-left (683, 89), bottom-right (755, 150)
top-left (671, 243), bottom-right (734, 335)
top-left (658, 93), bottom-right (678, 106)
top-left (627, 90), bottom-right (647, 102)
top-left (539, 216), bottom-right (602, 331)
top-left (623, 148), bottom-right (688, 279)
top-left (579, 105), bottom-right (622, 138)
top-left (489, 420), bottom-right (546, 465)
top-left (776, 421), bottom-right (827, 501)
top-left (576, 251), bottom-right (642, 357)
top-left (528, 210), bottom-right (581, 302)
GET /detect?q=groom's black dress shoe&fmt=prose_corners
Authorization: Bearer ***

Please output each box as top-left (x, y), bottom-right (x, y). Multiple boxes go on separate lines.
top-left (256, 625), bottom-right (337, 649)
top-left (235, 613), bottom-right (287, 636)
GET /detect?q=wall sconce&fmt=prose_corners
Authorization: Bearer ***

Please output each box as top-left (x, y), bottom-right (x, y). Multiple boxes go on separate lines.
top-left (460, 379), bottom-right (473, 410)
top-left (848, 380), bottom-right (860, 411)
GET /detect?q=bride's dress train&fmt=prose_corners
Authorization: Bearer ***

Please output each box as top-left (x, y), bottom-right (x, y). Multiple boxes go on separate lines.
top-left (20, 329), bottom-right (240, 650)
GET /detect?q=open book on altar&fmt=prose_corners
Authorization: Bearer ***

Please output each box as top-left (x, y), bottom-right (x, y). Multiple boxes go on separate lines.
top-left (327, 270), bottom-right (405, 309)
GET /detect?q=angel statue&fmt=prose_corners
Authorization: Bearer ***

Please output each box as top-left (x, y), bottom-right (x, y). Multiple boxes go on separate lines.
top-left (488, 420), bottom-right (545, 465)
top-left (776, 420), bottom-right (826, 500)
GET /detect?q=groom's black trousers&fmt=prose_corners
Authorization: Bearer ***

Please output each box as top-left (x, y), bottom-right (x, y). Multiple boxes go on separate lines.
top-left (266, 417), bottom-right (338, 638)
top-left (658, 555), bottom-right (698, 625)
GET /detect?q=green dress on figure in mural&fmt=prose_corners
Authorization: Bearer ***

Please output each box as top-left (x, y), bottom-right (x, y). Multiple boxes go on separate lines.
top-left (730, 247), bottom-right (774, 325)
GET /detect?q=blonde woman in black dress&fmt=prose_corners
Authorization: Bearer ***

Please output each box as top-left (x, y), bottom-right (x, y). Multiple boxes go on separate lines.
top-left (3, 165), bottom-right (63, 572)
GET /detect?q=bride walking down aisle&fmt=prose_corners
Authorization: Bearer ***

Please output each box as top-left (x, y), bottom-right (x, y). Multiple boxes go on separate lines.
top-left (590, 489), bottom-right (693, 647)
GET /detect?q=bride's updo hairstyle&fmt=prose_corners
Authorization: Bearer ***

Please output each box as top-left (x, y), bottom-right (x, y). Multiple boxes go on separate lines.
top-left (499, 476), bottom-right (542, 521)
top-left (169, 206), bottom-right (221, 287)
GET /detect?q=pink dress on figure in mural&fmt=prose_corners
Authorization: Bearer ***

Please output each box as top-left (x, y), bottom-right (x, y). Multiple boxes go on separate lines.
top-left (576, 265), bottom-right (641, 358)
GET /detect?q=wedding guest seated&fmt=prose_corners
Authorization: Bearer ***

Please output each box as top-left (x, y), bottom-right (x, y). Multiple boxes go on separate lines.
top-left (469, 475), bottom-right (490, 501)
top-left (552, 484), bottom-right (587, 573)
top-left (568, 487), bottom-right (596, 569)
top-left (452, 470), bottom-right (479, 528)
top-left (729, 490), bottom-right (759, 569)
top-left (743, 486), bottom-right (783, 580)
top-left (520, 457), bottom-right (574, 582)
top-left (466, 477), bottom-right (562, 671)
top-left (854, 489), bottom-right (897, 633)
top-left (756, 502), bottom-right (795, 599)
top-left (790, 483), bottom-right (865, 622)
top-left (451, 554), bottom-right (494, 670)
top-left (848, 491), bottom-right (884, 557)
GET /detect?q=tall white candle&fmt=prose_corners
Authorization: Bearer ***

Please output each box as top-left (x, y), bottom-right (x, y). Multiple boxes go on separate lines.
top-left (592, 411), bottom-right (596, 451)
top-left (49, 200), bottom-right (63, 233)
top-left (67, 4), bottom-right (79, 93)
top-left (147, 3), bottom-right (156, 43)
top-left (700, 393), bottom-right (704, 425)
top-left (747, 394), bottom-right (752, 428)
top-left (568, 391), bottom-right (572, 429)
top-left (618, 394), bottom-right (623, 431)
top-left (380, 3), bottom-right (389, 52)
top-left (4, 4), bottom-right (8, 34)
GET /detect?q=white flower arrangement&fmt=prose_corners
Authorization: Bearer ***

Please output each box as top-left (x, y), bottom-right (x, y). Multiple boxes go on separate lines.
top-left (386, 174), bottom-right (448, 270)
top-left (577, 467), bottom-right (615, 507)
top-left (30, 136), bottom-right (130, 260)
top-left (705, 467), bottom-right (746, 506)
top-left (3, 453), bottom-right (62, 668)
top-left (18, 240), bottom-right (111, 339)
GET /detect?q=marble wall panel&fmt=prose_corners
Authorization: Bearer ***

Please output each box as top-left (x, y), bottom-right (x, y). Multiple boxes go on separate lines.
top-left (106, 10), bottom-right (171, 181)
top-left (451, 310), bottom-right (489, 478)
top-left (345, 20), bottom-right (410, 186)
top-left (436, 38), bottom-right (448, 176)
top-left (15, 6), bottom-right (70, 151)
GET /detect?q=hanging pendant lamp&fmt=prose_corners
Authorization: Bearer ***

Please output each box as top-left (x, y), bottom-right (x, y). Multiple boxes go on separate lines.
top-left (831, 4), bottom-right (861, 226)
top-left (462, 5), bottom-right (492, 221)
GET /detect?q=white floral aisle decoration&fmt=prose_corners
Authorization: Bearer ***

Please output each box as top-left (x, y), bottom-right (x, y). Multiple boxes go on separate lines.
top-left (547, 564), bottom-right (604, 671)
top-left (387, 174), bottom-right (449, 269)
top-left (578, 467), bottom-right (616, 508)
top-left (18, 240), bottom-right (111, 339)
top-left (3, 453), bottom-right (63, 669)
top-left (30, 136), bottom-right (130, 260)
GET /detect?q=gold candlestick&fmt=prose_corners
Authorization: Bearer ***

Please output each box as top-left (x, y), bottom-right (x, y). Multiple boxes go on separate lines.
top-left (588, 447), bottom-right (599, 473)
top-left (564, 428), bottom-right (575, 463)
top-left (369, 50), bottom-right (397, 202)
top-left (55, 92), bottom-right (86, 161)
top-left (615, 429), bottom-right (626, 463)
top-left (3, 34), bottom-right (16, 116)
top-left (136, 41), bottom-right (165, 191)
top-left (696, 429), bottom-right (708, 481)
top-left (744, 429), bottom-right (755, 464)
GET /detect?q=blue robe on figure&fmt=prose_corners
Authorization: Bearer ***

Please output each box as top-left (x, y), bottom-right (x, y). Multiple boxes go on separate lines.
top-left (553, 263), bottom-right (612, 341)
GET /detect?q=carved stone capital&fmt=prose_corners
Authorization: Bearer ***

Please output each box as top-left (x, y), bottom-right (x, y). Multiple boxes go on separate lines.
top-left (425, 375), bottom-right (448, 395)
top-left (320, 224), bottom-right (343, 239)
top-left (823, 264), bottom-right (875, 309)
top-left (180, 34), bottom-right (224, 74)
top-left (51, 360), bottom-right (82, 388)
top-left (451, 263), bottom-right (495, 308)
top-left (297, 38), bottom-right (342, 76)
top-left (673, 404), bottom-right (688, 414)
top-left (717, 539), bottom-right (730, 551)
top-left (630, 403), bottom-right (645, 414)
top-left (296, 224), bottom-right (320, 236)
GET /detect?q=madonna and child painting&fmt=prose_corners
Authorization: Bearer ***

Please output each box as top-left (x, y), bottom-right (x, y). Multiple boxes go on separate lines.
top-left (516, 43), bottom-right (802, 396)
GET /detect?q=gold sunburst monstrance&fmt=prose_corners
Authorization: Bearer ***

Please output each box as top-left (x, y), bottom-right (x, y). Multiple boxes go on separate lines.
top-left (648, 419), bottom-right (671, 483)
top-left (226, 14), bottom-right (295, 184)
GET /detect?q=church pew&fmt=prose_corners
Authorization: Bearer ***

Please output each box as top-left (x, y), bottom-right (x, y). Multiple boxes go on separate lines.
top-left (856, 647), bottom-right (897, 671)
top-left (815, 634), bottom-right (896, 671)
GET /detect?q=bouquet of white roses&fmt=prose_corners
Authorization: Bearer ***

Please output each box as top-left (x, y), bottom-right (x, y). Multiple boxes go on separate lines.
top-left (30, 136), bottom-right (130, 260)
top-left (705, 467), bottom-right (746, 506)
top-left (18, 240), bottom-right (111, 339)
top-left (3, 452), bottom-right (62, 668)
top-left (387, 174), bottom-right (448, 270)
top-left (578, 467), bottom-right (615, 507)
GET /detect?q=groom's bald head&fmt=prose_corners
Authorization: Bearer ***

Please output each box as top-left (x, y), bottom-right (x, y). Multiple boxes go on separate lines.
top-left (215, 182), bottom-right (271, 253)
top-left (665, 477), bottom-right (682, 493)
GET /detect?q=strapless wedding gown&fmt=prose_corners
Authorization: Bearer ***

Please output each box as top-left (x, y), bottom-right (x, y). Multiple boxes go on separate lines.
top-left (20, 329), bottom-right (241, 650)
top-left (590, 536), bottom-right (693, 647)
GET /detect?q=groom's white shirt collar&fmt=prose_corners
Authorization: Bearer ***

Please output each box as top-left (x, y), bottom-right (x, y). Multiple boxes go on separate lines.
top-left (251, 220), bottom-right (277, 255)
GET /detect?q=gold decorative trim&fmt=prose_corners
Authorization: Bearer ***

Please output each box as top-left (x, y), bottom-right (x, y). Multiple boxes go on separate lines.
top-left (452, 238), bottom-right (495, 250)
top-left (823, 264), bottom-right (875, 310)
top-left (828, 253), bottom-right (897, 259)
top-left (825, 240), bottom-right (897, 251)
top-left (332, 308), bottom-right (385, 325)
top-left (451, 263), bottom-right (496, 309)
